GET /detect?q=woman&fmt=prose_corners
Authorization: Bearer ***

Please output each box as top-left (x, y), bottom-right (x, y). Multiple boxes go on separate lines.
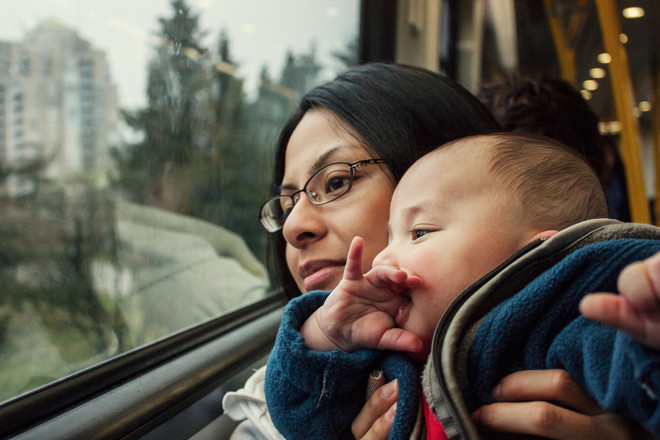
top-left (223, 63), bottom-right (645, 439)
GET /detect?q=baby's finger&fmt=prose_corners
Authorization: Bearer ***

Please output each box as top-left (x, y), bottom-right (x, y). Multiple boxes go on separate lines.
top-left (366, 265), bottom-right (407, 289)
top-left (404, 274), bottom-right (422, 289)
top-left (378, 328), bottom-right (424, 353)
top-left (343, 236), bottom-right (365, 281)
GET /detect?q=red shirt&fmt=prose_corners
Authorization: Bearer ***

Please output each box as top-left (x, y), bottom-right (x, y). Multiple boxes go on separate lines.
top-left (423, 392), bottom-right (448, 439)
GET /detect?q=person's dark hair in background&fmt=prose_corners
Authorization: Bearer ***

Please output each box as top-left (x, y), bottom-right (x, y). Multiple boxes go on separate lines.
top-left (268, 63), bottom-right (500, 299)
top-left (477, 75), bottom-right (630, 223)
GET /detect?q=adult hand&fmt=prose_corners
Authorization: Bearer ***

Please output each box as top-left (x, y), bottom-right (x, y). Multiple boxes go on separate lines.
top-left (351, 379), bottom-right (398, 440)
top-left (471, 369), bottom-right (653, 439)
top-left (302, 236), bottom-right (423, 353)
top-left (580, 251), bottom-right (660, 350)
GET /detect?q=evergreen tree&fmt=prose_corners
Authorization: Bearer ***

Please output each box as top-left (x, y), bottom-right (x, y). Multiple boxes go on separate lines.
top-left (332, 36), bottom-right (359, 69)
top-left (115, 0), bottom-right (208, 204)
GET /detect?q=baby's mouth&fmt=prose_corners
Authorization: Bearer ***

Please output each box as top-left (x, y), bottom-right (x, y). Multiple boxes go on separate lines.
top-left (395, 291), bottom-right (412, 327)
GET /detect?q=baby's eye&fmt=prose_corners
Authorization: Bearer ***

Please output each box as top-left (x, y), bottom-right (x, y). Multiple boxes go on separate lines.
top-left (411, 229), bottom-right (429, 240)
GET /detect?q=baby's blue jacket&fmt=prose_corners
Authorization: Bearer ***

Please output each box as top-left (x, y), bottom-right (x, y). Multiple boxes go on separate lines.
top-left (264, 290), bottom-right (420, 440)
top-left (464, 238), bottom-right (660, 437)
top-left (265, 238), bottom-right (660, 439)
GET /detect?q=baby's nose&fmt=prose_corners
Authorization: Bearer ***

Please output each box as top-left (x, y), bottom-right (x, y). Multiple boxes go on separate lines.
top-left (372, 244), bottom-right (396, 267)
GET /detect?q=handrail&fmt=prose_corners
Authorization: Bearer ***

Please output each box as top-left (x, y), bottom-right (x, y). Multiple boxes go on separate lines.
top-left (653, 59), bottom-right (660, 225)
top-left (544, 0), bottom-right (577, 87)
top-left (595, 0), bottom-right (651, 224)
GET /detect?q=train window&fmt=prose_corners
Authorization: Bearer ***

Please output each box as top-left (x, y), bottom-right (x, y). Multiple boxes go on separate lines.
top-left (0, 0), bottom-right (359, 405)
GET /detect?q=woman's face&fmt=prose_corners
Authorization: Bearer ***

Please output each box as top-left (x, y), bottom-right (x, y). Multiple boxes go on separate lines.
top-left (281, 109), bottom-right (394, 293)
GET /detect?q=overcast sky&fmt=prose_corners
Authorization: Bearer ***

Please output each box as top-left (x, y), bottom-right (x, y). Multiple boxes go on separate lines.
top-left (1, 0), bottom-right (359, 109)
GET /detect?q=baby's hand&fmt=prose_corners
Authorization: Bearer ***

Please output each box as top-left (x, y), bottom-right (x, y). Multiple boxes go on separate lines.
top-left (580, 252), bottom-right (660, 350)
top-left (301, 237), bottom-right (423, 353)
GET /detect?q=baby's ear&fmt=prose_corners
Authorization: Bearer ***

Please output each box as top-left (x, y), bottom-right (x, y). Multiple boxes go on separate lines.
top-left (528, 230), bottom-right (558, 243)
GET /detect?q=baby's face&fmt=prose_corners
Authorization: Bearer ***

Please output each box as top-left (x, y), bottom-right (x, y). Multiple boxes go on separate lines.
top-left (372, 143), bottom-right (537, 358)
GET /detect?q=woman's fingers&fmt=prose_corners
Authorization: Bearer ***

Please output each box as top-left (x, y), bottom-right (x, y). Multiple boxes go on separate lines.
top-left (472, 401), bottom-right (588, 439)
top-left (580, 293), bottom-right (644, 338)
top-left (618, 260), bottom-right (659, 311)
top-left (359, 403), bottom-right (397, 440)
top-left (491, 369), bottom-right (603, 416)
top-left (471, 401), bottom-right (651, 440)
top-left (352, 379), bottom-right (398, 439)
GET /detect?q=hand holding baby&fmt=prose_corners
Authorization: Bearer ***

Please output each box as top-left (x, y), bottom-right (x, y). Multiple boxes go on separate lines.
top-left (581, 251), bottom-right (660, 350)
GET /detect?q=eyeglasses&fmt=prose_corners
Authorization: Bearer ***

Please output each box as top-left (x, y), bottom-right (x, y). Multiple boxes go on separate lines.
top-left (259, 158), bottom-right (385, 233)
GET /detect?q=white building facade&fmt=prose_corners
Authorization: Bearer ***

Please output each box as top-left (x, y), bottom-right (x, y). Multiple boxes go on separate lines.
top-left (0, 20), bottom-right (119, 197)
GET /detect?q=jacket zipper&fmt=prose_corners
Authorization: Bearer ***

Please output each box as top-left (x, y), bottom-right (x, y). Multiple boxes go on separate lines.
top-left (429, 237), bottom-right (547, 437)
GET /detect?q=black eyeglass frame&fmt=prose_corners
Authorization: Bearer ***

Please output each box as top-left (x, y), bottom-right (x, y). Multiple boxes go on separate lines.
top-left (259, 158), bottom-right (385, 233)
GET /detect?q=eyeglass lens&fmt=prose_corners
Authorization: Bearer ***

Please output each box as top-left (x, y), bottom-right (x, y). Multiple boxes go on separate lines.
top-left (260, 159), bottom-right (383, 232)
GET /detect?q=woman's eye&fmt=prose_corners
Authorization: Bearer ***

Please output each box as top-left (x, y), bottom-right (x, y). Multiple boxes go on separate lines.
top-left (324, 176), bottom-right (350, 194)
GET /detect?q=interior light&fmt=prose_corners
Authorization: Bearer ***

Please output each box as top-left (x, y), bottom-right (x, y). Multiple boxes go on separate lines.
top-left (620, 33), bottom-right (629, 44)
top-left (633, 107), bottom-right (642, 118)
top-left (581, 90), bottom-right (592, 100)
top-left (598, 122), bottom-right (609, 134)
top-left (623, 7), bottom-right (645, 18)
top-left (609, 121), bottom-right (621, 133)
top-left (589, 67), bottom-right (606, 79)
top-left (598, 53), bottom-right (612, 64)
top-left (639, 101), bottom-right (651, 112)
top-left (583, 80), bottom-right (599, 91)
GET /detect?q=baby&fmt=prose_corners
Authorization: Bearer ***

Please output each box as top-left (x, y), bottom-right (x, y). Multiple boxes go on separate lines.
top-left (265, 133), bottom-right (660, 439)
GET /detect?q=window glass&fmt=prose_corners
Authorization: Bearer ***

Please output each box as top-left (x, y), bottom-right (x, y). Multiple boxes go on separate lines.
top-left (0, 0), bottom-right (359, 403)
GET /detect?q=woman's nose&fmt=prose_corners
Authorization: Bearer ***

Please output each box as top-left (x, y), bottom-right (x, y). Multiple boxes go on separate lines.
top-left (281, 195), bottom-right (326, 247)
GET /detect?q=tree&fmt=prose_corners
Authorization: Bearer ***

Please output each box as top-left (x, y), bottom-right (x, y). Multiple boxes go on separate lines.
top-left (331, 35), bottom-right (359, 69)
top-left (115, 0), bottom-right (208, 205)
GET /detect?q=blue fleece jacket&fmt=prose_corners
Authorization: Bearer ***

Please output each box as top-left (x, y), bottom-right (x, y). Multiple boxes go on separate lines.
top-left (265, 239), bottom-right (660, 439)
top-left (264, 290), bottom-right (420, 440)
top-left (465, 239), bottom-right (660, 436)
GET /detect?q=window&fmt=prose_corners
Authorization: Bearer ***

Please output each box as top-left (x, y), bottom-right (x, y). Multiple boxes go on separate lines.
top-left (19, 54), bottom-right (30, 76)
top-left (0, 0), bottom-right (359, 405)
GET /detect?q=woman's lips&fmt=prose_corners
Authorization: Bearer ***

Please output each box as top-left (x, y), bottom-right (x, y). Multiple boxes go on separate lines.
top-left (300, 260), bottom-right (345, 292)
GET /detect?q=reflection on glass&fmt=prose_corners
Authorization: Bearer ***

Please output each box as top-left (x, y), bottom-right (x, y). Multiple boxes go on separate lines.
top-left (0, 0), bottom-right (358, 403)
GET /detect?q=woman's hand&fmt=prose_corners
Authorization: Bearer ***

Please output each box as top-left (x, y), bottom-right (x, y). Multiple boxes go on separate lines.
top-left (351, 379), bottom-right (398, 440)
top-left (580, 251), bottom-right (660, 350)
top-left (471, 369), bottom-right (653, 439)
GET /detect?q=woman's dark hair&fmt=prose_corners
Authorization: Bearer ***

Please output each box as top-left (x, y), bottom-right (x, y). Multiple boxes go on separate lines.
top-left (268, 63), bottom-right (500, 299)
top-left (477, 75), bottom-right (630, 221)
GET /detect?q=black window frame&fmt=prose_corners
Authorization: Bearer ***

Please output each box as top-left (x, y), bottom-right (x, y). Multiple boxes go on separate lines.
top-left (1, 293), bottom-right (285, 439)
